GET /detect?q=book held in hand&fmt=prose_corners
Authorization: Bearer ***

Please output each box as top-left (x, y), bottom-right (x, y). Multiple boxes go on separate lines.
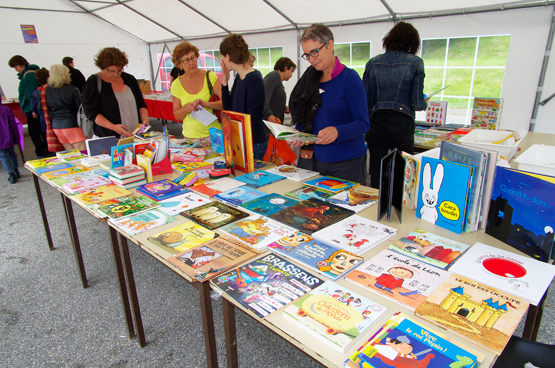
top-left (263, 119), bottom-right (319, 143)
top-left (212, 253), bottom-right (325, 319)
top-left (282, 280), bottom-right (387, 354)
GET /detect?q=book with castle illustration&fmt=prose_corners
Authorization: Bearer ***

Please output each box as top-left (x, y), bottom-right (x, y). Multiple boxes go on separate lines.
top-left (345, 249), bottom-right (451, 310)
top-left (414, 273), bottom-right (529, 355)
top-left (219, 215), bottom-right (298, 251)
top-left (388, 229), bottom-right (471, 270)
top-left (485, 166), bottom-right (555, 262)
top-left (167, 236), bottom-right (259, 282)
top-left (312, 215), bottom-right (397, 256)
top-left (344, 312), bottom-right (480, 368)
top-left (212, 253), bottom-right (325, 319)
top-left (147, 221), bottom-right (218, 254)
top-left (282, 280), bottom-right (387, 354)
top-left (416, 156), bottom-right (473, 234)
top-left (448, 242), bottom-right (555, 306)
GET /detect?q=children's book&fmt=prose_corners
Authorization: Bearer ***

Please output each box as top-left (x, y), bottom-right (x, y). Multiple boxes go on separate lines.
top-left (485, 167), bottom-right (555, 262)
top-left (173, 161), bottom-right (214, 173)
top-left (222, 110), bottom-right (255, 173)
top-left (157, 192), bottom-right (211, 216)
top-left (212, 253), bottom-right (325, 319)
top-left (109, 209), bottom-right (176, 236)
top-left (304, 176), bottom-right (359, 193)
top-left (213, 186), bottom-right (267, 207)
top-left (282, 280), bottom-right (387, 354)
top-left (148, 221), bottom-right (218, 255)
top-left (470, 97), bottom-right (503, 130)
top-left (233, 170), bottom-right (286, 189)
top-left (135, 154), bottom-right (153, 183)
top-left (240, 193), bottom-right (297, 216)
top-left (448, 242), bottom-right (555, 306)
top-left (264, 165), bottom-right (320, 181)
top-left (56, 149), bottom-right (86, 161)
top-left (93, 195), bottom-right (160, 219)
top-left (108, 174), bottom-right (146, 186)
top-left (477, 148), bottom-right (498, 230)
top-left (180, 201), bottom-right (249, 230)
top-left (425, 100), bottom-right (448, 126)
top-left (109, 164), bottom-right (144, 179)
top-left (191, 177), bottom-right (246, 198)
top-left (49, 168), bottom-right (110, 187)
top-left (34, 162), bottom-right (74, 175)
top-left (345, 249), bottom-right (451, 310)
top-left (414, 273), bottom-right (529, 355)
top-left (117, 179), bottom-right (147, 190)
top-left (269, 198), bottom-right (354, 234)
top-left (71, 184), bottom-right (133, 206)
top-left (263, 120), bottom-right (320, 143)
top-left (42, 165), bottom-right (90, 179)
top-left (172, 147), bottom-right (210, 162)
top-left (440, 141), bottom-right (488, 232)
top-left (344, 313), bottom-right (479, 368)
top-left (325, 187), bottom-right (379, 214)
top-left (268, 234), bottom-right (363, 280)
top-left (378, 148), bottom-right (404, 222)
top-left (86, 136), bottom-right (117, 157)
top-left (253, 159), bottom-right (274, 170)
top-left (138, 186), bottom-right (189, 202)
top-left (167, 236), bottom-right (259, 282)
top-left (284, 185), bottom-right (334, 201)
top-left (389, 229), bottom-right (471, 270)
top-left (416, 156), bottom-right (473, 234)
top-left (219, 215), bottom-right (298, 251)
top-left (110, 143), bottom-right (134, 169)
top-left (401, 151), bottom-right (420, 210)
top-left (312, 215), bottom-right (397, 256)
top-left (136, 179), bottom-right (182, 198)
top-left (27, 157), bottom-right (65, 168)
top-left (81, 154), bottom-right (111, 168)
top-left (62, 176), bottom-right (112, 194)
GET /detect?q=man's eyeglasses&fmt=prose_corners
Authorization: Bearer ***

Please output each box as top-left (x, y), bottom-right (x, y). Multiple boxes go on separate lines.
top-left (181, 56), bottom-right (197, 64)
top-left (106, 67), bottom-right (123, 75)
top-left (301, 43), bottom-right (327, 60)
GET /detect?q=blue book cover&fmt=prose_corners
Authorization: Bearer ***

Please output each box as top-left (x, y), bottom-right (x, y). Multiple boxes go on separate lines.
top-left (303, 176), bottom-right (359, 193)
top-left (345, 314), bottom-right (478, 368)
top-left (416, 157), bottom-right (472, 234)
top-left (233, 170), bottom-right (286, 189)
top-left (136, 179), bottom-right (182, 197)
top-left (268, 234), bottom-right (363, 280)
top-left (110, 143), bottom-right (134, 169)
top-left (241, 193), bottom-right (297, 216)
top-left (485, 167), bottom-right (555, 261)
top-left (136, 186), bottom-right (190, 201)
top-left (284, 185), bottom-right (335, 201)
top-left (34, 162), bottom-right (74, 175)
top-left (213, 187), bottom-right (268, 206)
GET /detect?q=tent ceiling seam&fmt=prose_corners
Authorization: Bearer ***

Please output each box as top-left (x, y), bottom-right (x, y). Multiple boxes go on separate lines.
top-left (115, 0), bottom-right (184, 40)
top-left (175, 0), bottom-right (231, 34)
top-left (263, 0), bottom-right (298, 29)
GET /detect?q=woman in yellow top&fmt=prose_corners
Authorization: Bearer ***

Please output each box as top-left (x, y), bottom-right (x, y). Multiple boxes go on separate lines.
top-left (171, 41), bottom-right (223, 147)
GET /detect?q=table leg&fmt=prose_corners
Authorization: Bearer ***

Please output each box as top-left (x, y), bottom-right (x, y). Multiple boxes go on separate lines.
top-left (222, 298), bottom-right (238, 368)
top-left (117, 233), bottom-right (146, 347)
top-left (61, 194), bottom-right (88, 288)
top-left (198, 281), bottom-right (218, 368)
top-left (31, 173), bottom-right (54, 251)
top-left (108, 226), bottom-right (136, 341)
top-left (522, 293), bottom-right (546, 341)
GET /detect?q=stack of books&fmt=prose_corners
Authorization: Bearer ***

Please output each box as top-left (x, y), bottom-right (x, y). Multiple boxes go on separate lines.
top-left (108, 164), bottom-right (146, 189)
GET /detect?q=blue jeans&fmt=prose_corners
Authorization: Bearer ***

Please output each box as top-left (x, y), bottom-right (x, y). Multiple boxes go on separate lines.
top-left (253, 141), bottom-right (268, 161)
top-left (0, 147), bottom-right (19, 174)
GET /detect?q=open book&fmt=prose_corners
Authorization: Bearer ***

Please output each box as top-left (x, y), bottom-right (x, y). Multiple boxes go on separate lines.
top-left (263, 120), bottom-right (319, 143)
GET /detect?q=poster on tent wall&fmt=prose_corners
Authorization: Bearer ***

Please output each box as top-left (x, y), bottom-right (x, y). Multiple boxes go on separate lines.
top-left (20, 25), bottom-right (38, 43)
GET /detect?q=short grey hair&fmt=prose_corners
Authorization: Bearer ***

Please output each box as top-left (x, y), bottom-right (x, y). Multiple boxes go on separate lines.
top-left (48, 64), bottom-right (70, 88)
top-left (300, 23), bottom-right (334, 44)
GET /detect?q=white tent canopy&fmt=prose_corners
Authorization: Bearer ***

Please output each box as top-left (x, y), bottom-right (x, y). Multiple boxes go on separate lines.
top-left (2, 0), bottom-right (554, 132)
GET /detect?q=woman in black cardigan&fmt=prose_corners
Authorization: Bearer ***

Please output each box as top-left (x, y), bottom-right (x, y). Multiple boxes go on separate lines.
top-left (82, 47), bottom-right (149, 138)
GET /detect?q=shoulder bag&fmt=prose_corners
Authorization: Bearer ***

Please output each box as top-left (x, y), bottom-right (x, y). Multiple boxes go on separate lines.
top-left (205, 71), bottom-right (222, 123)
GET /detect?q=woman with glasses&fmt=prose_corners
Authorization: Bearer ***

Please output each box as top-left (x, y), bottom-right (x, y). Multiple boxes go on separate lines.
top-left (219, 34), bottom-right (267, 160)
top-left (289, 23), bottom-right (369, 183)
top-left (263, 57), bottom-right (296, 124)
top-left (363, 22), bottom-right (428, 189)
top-left (82, 47), bottom-right (149, 138)
top-left (170, 41), bottom-right (222, 148)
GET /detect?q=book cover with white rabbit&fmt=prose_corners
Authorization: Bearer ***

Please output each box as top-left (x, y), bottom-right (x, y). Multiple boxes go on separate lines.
top-left (416, 157), bottom-right (473, 234)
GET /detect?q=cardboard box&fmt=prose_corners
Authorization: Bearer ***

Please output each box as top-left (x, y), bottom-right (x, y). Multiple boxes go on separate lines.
top-left (137, 79), bottom-right (152, 94)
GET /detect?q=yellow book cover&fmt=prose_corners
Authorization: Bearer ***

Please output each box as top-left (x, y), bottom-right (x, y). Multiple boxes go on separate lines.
top-left (148, 221), bottom-right (218, 254)
top-left (71, 184), bottom-right (133, 206)
top-left (136, 154), bottom-right (153, 183)
top-left (42, 165), bottom-right (91, 179)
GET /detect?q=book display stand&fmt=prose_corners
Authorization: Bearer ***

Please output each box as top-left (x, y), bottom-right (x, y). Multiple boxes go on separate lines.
top-left (24, 131), bottom-right (553, 368)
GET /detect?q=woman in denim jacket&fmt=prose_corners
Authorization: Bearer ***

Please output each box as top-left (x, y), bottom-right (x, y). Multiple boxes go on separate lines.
top-left (363, 22), bottom-right (428, 188)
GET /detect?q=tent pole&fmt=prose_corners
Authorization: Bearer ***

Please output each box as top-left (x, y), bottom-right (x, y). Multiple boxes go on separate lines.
top-left (147, 44), bottom-right (154, 92)
top-left (530, 6), bottom-right (555, 132)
